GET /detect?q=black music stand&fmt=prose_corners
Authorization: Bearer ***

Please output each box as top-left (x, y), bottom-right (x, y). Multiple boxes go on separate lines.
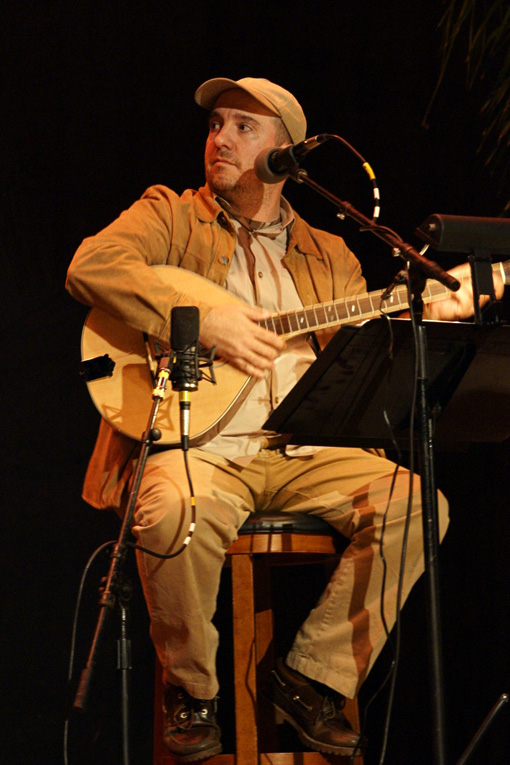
top-left (264, 318), bottom-right (510, 761)
top-left (265, 318), bottom-right (510, 449)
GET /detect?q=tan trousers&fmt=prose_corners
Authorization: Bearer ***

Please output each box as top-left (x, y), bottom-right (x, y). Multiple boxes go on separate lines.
top-left (131, 445), bottom-right (449, 700)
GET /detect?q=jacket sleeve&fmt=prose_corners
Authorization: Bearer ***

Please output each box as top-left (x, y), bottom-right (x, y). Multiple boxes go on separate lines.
top-left (66, 185), bottom-right (212, 343)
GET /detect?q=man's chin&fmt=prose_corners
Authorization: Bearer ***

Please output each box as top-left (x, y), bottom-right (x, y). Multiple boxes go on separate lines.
top-left (206, 171), bottom-right (238, 196)
top-left (206, 168), bottom-right (262, 204)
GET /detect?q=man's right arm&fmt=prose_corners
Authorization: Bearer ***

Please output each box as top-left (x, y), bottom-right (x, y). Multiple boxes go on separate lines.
top-left (66, 186), bottom-right (210, 344)
top-left (68, 186), bottom-right (286, 375)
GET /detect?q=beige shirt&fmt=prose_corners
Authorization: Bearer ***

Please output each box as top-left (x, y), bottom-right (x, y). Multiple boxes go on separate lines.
top-left (66, 184), bottom-right (366, 510)
top-left (199, 198), bottom-right (317, 464)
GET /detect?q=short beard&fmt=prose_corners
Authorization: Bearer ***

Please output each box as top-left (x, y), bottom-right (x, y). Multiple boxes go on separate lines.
top-left (206, 167), bottom-right (263, 209)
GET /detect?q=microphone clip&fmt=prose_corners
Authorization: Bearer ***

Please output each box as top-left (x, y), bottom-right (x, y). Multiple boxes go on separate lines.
top-left (197, 345), bottom-right (217, 385)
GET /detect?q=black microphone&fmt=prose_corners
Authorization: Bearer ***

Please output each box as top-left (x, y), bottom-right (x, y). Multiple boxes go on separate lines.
top-left (170, 306), bottom-right (201, 449)
top-left (254, 133), bottom-right (332, 183)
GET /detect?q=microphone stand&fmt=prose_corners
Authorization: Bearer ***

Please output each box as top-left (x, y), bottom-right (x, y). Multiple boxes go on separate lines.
top-left (72, 355), bottom-right (173, 764)
top-left (289, 166), bottom-right (458, 764)
top-left (293, 168), bottom-right (460, 293)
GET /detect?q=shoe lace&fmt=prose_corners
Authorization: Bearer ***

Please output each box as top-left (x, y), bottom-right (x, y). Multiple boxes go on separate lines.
top-left (171, 690), bottom-right (194, 729)
top-left (171, 692), bottom-right (218, 729)
top-left (321, 692), bottom-right (346, 720)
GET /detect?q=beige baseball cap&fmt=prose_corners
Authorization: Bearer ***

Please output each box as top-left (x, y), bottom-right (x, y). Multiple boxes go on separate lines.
top-left (194, 77), bottom-right (307, 144)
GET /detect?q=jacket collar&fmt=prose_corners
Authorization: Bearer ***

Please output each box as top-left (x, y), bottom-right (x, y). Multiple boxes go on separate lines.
top-left (193, 184), bottom-right (228, 222)
top-left (192, 184), bottom-right (325, 260)
top-left (287, 210), bottom-right (326, 261)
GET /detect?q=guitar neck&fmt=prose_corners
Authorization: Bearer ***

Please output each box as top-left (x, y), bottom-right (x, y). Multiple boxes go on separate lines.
top-left (260, 259), bottom-right (510, 340)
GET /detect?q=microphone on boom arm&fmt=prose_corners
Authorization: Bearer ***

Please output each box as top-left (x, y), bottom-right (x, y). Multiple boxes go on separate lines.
top-left (254, 133), bottom-right (332, 183)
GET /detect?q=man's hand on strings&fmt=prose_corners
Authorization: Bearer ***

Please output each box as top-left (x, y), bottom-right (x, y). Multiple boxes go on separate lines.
top-left (200, 304), bottom-right (286, 378)
top-left (425, 262), bottom-right (505, 321)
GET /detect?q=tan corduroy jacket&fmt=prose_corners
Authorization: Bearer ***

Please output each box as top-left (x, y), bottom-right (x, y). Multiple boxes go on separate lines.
top-left (66, 184), bottom-right (366, 510)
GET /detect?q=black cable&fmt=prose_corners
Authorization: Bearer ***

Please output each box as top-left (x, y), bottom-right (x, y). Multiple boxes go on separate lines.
top-left (329, 134), bottom-right (381, 222)
top-left (377, 264), bottom-right (420, 764)
top-left (352, 305), bottom-right (401, 756)
top-left (63, 540), bottom-right (116, 765)
top-left (63, 443), bottom-right (197, 763)
top-left (127, 447), bottom-right (197, 559)
top-left (352, 270), bottom-right (421, 763)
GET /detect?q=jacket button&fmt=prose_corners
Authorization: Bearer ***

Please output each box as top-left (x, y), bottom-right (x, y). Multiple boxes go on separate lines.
top-left (220, 255), bottom-right (229, 265)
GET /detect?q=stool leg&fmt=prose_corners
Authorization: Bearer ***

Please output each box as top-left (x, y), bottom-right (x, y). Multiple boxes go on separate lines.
top-left (231, 553), bottom-right (259, 764)
top-left (153, 550), bottom-right (363, 765)
top-left (253, 556), bottom-right (281, 753)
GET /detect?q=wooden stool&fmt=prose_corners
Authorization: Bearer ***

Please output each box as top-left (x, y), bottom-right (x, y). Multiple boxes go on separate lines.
top-left (153, 512), bottom-right (364, 764)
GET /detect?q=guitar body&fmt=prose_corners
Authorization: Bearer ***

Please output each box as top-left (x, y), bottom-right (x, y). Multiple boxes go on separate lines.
top-left (81, 260), bottom-right (510, 445)
top-left (81, 267), bottom-right (254, 445)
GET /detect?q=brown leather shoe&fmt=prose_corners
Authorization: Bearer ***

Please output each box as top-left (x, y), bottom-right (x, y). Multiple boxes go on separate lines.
top-left (268, 658), bottom-right (367, 756)
top-left (163, 684), bottom-right (222, 762)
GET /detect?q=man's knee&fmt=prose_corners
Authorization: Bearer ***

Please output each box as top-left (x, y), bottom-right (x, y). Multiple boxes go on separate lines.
top-left (133, 476), bottom-right (190, 549)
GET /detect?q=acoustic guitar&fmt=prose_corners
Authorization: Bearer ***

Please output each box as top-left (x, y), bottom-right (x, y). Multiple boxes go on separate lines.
top-left (81, 262), bottom-right (509, 445)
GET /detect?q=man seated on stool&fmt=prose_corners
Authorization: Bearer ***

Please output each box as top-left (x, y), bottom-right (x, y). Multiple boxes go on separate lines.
top-left (66, 76), bottom-right (504, 761)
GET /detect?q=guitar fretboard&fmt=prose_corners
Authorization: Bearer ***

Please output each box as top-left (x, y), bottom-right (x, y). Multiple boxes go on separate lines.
top-left (259, 260), bottom-right (510, 340)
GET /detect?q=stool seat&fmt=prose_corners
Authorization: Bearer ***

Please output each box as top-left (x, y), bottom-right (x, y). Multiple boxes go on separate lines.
top-left (238, 512), bottom-right (337, 534)
top-left (231, 511), bottom-right (343, 557)
top-left (153, 511), bottom-right (363, 764)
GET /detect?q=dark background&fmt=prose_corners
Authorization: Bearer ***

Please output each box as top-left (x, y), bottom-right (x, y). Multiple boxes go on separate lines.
top-left (2, 2), bottom-right (509, 763)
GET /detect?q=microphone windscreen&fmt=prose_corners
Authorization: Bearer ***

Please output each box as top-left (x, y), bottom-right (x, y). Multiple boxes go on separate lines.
top-left (171, 306), bottom-right (200, 350)
top-left (254, 149), bottom-right (288, 184)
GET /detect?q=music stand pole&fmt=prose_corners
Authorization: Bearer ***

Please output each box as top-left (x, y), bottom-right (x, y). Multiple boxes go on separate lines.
top-left (410, 283), bottom-right (447, 765)
top-left (287, 167), bottom-right (452, 763)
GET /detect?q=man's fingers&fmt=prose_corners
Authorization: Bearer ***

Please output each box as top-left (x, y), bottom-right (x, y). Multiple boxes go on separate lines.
top-left (200, 304), bottom-right (286, 375)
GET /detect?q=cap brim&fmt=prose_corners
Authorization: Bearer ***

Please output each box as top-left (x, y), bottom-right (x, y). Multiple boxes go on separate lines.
top-left (194, 77), bottom-right (280, 118)
top-left (194, 78), bottom-right (243, 110)
top-left (194, 76), bottom-right (307, 144)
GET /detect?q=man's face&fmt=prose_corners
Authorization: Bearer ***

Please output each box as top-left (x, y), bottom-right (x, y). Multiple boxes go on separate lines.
top-left (204, 89), bottom-right (284, 200)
